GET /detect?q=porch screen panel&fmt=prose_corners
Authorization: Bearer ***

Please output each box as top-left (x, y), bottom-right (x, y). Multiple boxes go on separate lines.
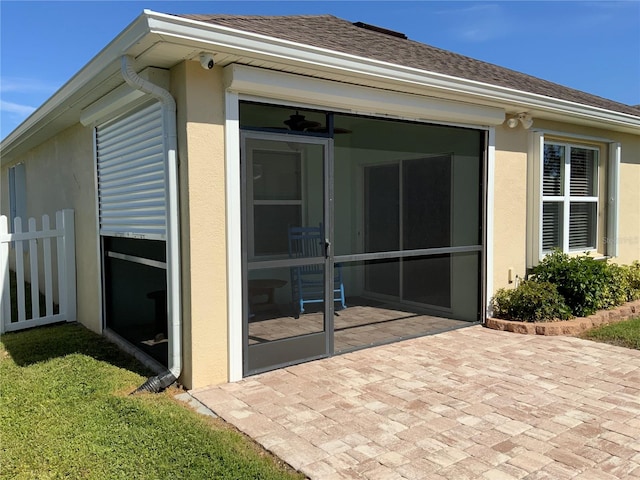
top-left (96, 102), bottom-right (166, 240)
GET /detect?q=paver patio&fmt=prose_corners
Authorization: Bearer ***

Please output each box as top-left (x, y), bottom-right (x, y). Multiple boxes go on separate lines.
top-left (192, 326), bottom-right (640, 479)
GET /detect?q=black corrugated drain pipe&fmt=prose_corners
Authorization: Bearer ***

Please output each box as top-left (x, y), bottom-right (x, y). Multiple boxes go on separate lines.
top-left (131, 371), bottom-right (177, 394)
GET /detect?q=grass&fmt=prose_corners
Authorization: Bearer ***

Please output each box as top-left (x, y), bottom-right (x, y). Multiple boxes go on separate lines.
top-left (0, 323), bottom-right (304, 480)
top-left (581, 316), bottom-right (640, 350)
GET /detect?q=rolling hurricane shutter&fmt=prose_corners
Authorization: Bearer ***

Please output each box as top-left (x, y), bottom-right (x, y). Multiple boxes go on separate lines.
top-left (96, 102), bottom-right (167, 240)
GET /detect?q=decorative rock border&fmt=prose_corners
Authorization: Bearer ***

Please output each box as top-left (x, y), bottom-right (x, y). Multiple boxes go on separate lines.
top-left (486, 299), bottom-right (640, 336)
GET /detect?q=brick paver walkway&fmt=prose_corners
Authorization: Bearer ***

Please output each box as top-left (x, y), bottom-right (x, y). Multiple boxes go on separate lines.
top-left (192, 326), bottom-right (640, 479)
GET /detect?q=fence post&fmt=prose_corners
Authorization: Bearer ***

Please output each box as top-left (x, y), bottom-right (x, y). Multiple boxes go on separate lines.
top-left (0, 216), bottom-right (9, 333)
top-left (28, 217), bottom-right (40, 320)
top-left (42, 215), bottom-right (54, 316)
top-left (62, 209), bottom-right (76, 322)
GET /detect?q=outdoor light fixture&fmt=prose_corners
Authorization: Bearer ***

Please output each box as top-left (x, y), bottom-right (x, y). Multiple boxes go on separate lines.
top-left (506, 117), bottom-right (520, 128)
top-left (506, 112), bottom-right (534, 129)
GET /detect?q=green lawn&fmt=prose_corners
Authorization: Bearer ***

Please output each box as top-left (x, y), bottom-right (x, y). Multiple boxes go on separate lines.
top-left (581, 316), bottom-right (640, 350)
top-left (0, 323), bottom-right (304, 480)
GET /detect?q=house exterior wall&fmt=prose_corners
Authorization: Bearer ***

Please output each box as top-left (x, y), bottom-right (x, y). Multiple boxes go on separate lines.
top-left (492, 118), bottom-right (640, 295)
top-left (171, 64), bottom-right (637, 386)
top-left (2, 60), bottom-right (637, 390)
top-left (0, 123), bottom-right (101, 332)
top-left (171, 60), bottom-right (229, 389)
top-left (618, 137), bottom-right (640, 265)
top-left (493, 126), bottom-right (529, 292)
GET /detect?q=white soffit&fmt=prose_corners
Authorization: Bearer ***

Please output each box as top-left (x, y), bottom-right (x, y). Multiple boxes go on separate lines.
top-left (224, 64), bottom-right (506, 126)
top-left (81, 67), bottom-right (170, 126)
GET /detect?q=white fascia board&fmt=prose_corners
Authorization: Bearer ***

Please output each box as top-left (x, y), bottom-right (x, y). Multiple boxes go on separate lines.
top-left (225, 64), bottom-right (505, 126)
top-left (0, 13), bottom-right (152, 163)
top-left (144, 11), bottom-right (640, 132)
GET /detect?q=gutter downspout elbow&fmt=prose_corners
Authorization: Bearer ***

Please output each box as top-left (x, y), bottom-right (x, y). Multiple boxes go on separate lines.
top-left (121, 55), bottom-right (182, 391)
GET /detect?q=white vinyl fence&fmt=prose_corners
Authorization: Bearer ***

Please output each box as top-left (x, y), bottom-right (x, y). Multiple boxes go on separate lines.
top-left (1, 209), bottom-right (76, 333)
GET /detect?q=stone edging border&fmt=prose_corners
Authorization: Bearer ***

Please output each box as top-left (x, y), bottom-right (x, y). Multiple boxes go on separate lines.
top-left (485, 300), bottom-right (640, 336)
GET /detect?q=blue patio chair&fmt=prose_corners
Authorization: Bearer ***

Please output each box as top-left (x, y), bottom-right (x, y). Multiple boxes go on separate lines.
top-left (288, 224), bottom-right (346, 317)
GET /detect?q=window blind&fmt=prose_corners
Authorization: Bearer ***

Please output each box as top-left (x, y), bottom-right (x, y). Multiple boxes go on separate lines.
top-left (570, 148), bottom-right (596, 197)
top-left (569, 202), bottom-right (596, 250)
top-left (542, 202), bottom-right (562, 251)
top-left (543, 144), bottom-right (563, 196)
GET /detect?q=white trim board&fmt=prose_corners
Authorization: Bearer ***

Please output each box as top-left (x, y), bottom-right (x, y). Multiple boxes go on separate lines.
top-left (224, 64), bottom-right (506, 127)
top-left (225, 91), bottom-right (243, 382)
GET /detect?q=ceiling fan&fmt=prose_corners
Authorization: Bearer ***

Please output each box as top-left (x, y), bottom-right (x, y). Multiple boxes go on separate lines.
top-left (283, 111), bottom-right (321, 131)
top-left (269, 111), bottom-right (352, 134)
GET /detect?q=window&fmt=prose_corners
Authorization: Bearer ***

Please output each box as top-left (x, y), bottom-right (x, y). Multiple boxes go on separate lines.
top-left (528, 132), bottom-right (620, 265)
top-left (8, 163), bottom-right (26, 231)
top-left (542, 143), bottom-right (598, 252)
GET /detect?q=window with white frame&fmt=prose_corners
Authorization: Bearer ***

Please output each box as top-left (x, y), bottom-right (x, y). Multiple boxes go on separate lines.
top-left (528, 132), bottom-right (620, 266)
top-left (542, 143), bottom-right (599, 252)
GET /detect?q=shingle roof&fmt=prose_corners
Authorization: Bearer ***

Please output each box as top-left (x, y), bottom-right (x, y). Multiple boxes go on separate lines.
top-left (177, 13), bottom-right (639, 117)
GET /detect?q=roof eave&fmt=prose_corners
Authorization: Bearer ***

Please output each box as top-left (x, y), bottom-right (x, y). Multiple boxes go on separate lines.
top-left (145, 12), bottom-right (640, 132)
top-left (2, 10), bottom-right (638, 164)
top-left (0, 12), bottom-right (154, 164)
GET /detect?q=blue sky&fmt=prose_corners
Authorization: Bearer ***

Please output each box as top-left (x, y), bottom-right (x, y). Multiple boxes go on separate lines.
top-left (1, 1), bottom-right (639, 140)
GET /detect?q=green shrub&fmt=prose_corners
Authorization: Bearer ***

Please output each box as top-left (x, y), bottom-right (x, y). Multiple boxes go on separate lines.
top-left (621, 261), bottom-right (640, 301)
top-left (533, 250), bottom-right (615, 317)
top-left (492, 280), bottom-right (572, 322)
top-left (600, 263), bottom-right (630, 308)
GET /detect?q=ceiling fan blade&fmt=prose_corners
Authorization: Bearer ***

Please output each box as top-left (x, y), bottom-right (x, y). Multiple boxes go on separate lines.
top-left (306, 126), bottom-right (353, 134)
top-left (284, 112), bottom-right (321, 131)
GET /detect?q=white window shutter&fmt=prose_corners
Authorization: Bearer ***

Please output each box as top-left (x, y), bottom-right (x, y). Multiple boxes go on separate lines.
top-left (95, 102), bottom-right (167, 240)
top-left (607, 143), bottom-right (620, 257)
top-left (527, 131), bottom-right (544, 267)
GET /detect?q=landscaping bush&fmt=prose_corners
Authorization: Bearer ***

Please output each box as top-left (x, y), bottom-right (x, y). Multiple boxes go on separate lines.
top-left (621, 261), bottom-right (640, 301)
top-left (492, 252), bottom-right (640, 323)
top-left (492, 280), bottom-right (572, 322)
top-left (533, 250), bottom-right (616, 317)
top-left (600, 262), bottom-right (630, 308)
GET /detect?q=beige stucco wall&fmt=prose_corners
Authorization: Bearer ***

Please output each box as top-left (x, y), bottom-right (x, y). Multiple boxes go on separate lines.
top-left (493, 126), bottom-right (529, 293)
top-left (0, 123), bottom-right (101, 332)
top-left (171, 60), bottom-right (228, 389)
top-left (492, 119), bottom-right (640, 295)
top-left (615, 132), bottom-right (640, 266)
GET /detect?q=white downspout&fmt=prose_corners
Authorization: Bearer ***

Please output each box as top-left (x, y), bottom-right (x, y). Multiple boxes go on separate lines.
top-left (121, 55), bottom-right (182, 385)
